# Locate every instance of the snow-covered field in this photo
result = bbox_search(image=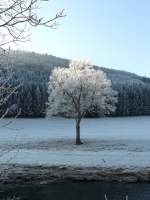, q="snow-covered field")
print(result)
[0,116,150,168]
